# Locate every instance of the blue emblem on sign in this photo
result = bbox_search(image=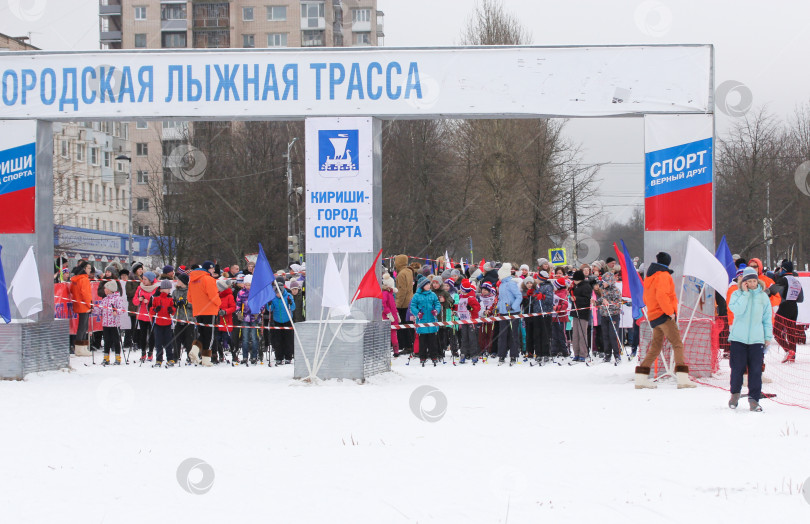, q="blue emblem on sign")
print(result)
[319,129,359,173]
